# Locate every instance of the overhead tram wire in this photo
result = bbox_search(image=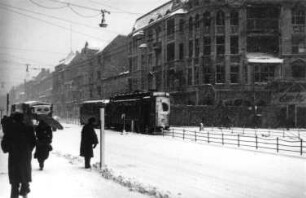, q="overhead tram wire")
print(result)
[0,46,67,55]
[85,0,143,15]
[28,0,67,9]
[0,5,109,43]
[0,2,119,34]
[47,0,102,12]
[67,6,102,18]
